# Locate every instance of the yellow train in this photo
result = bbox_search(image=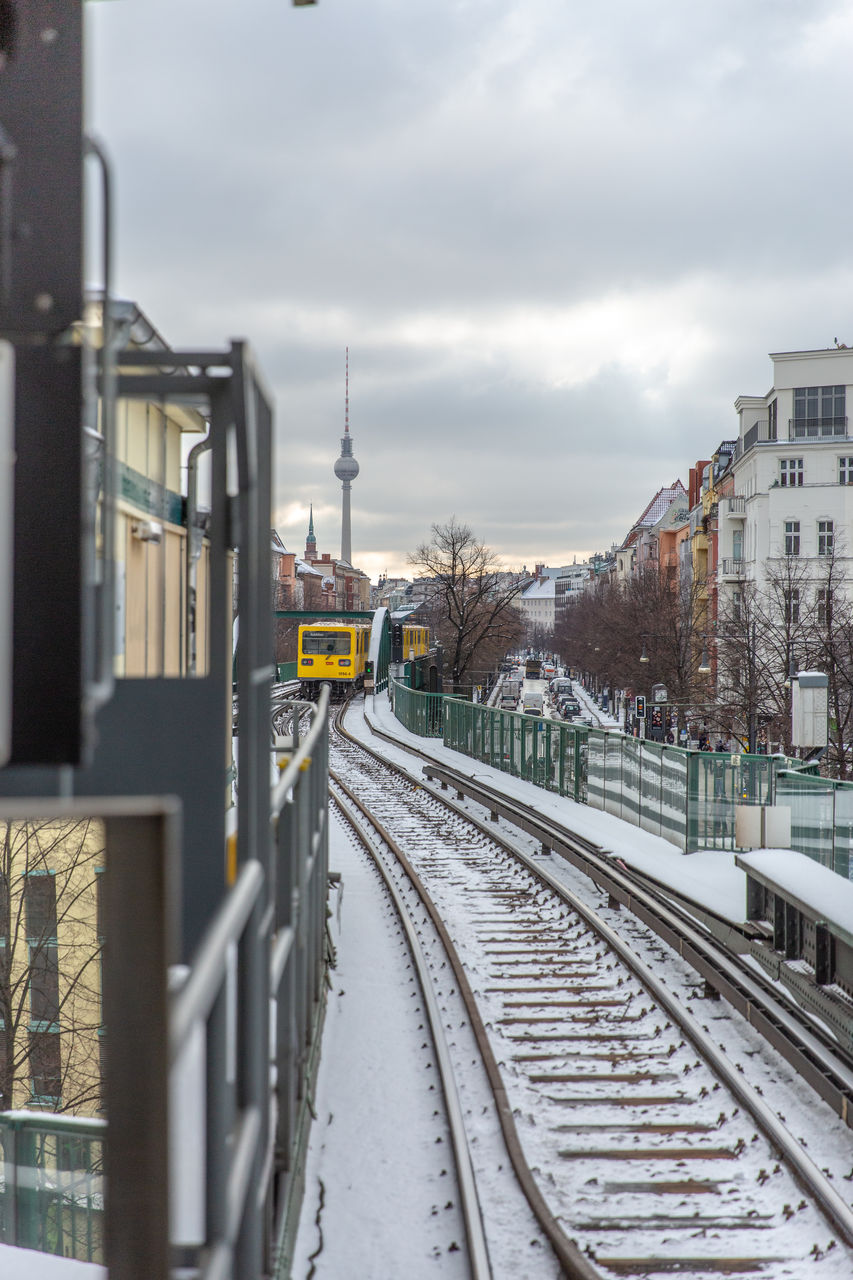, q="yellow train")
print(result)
[390,621,430,663]
[297,618,432,699]
[298,621,372,699]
